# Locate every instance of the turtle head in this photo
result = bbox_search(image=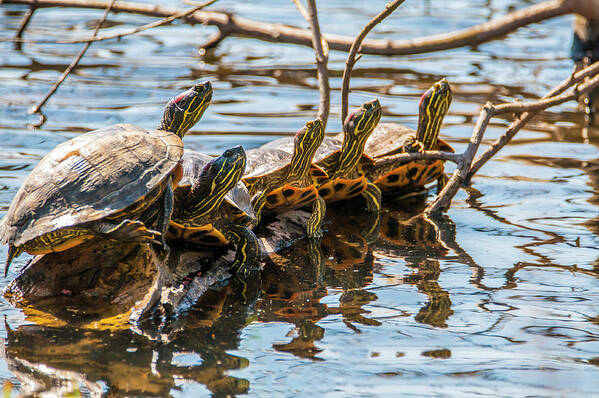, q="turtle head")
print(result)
[337,99,382,176]
[190,146,246,218]
[159,81,213,138]
[416,78,451,150]
[289,119,325,178]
